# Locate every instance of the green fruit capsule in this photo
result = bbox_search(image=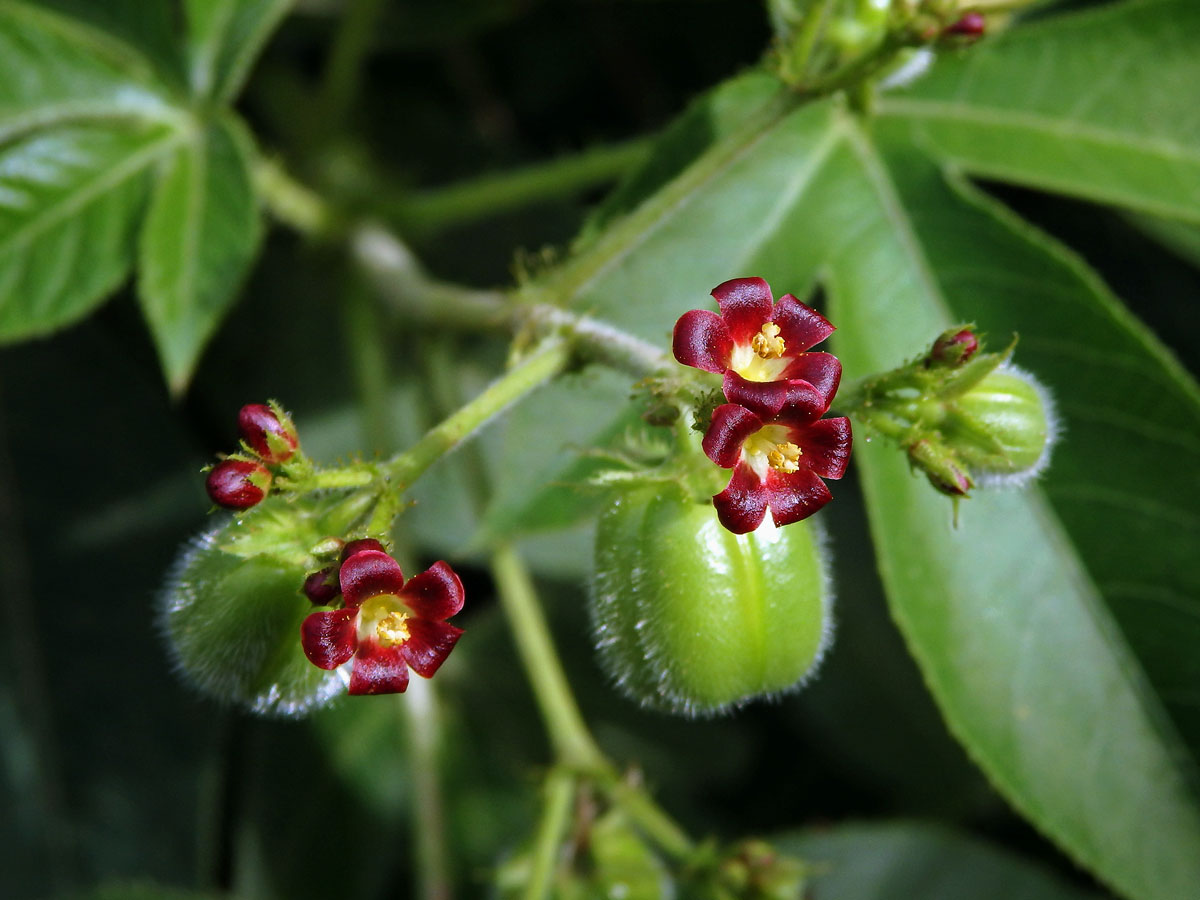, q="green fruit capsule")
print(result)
[943,366,1056,484]
[591,485,833,716]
